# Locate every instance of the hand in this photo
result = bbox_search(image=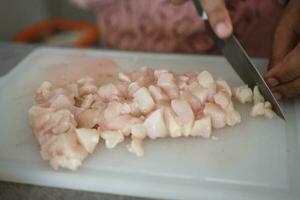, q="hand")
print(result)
[266,0,300,100]
[170,0,232,38]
